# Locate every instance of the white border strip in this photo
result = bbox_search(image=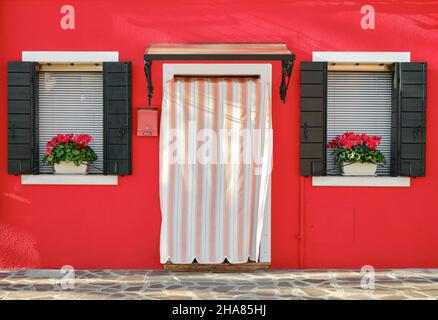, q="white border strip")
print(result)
[22,51,119,63]
[21,175,118,185]
[312,51,410,63]
[312,176,410,187]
